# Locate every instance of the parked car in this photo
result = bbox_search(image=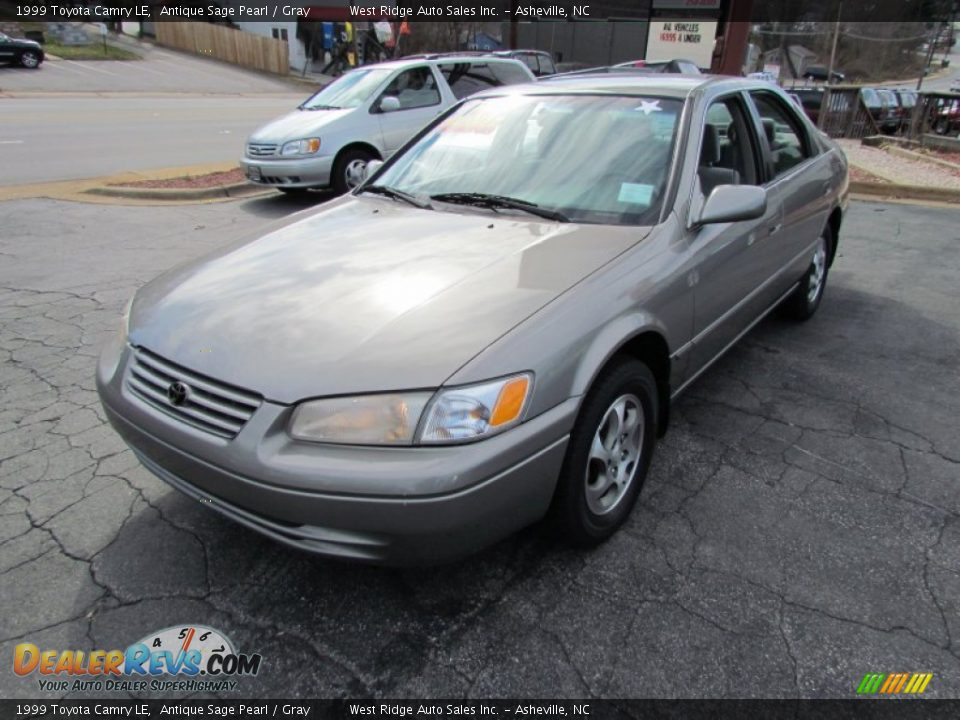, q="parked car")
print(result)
[950,78,960,93]
[793,87,826,124]
[802,65,845,83]
[613,58,702,74]
[890,88,918,131]
[0,31,44,69]
[99,75,848,565]
[792,87,852,127]
[931,97,960,135]
[861,87,899,134]
[490,49,557,76]
[240,56,535,194]
[406,50,558,77]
